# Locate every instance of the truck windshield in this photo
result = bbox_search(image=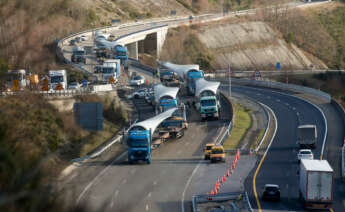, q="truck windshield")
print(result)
[102,67,114,74]
[128,138,149,147]
[51,76,63,83]
[74,51,85,55]
[117,51,127,56]
[212,149,223,154]
[201,99,216,107]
